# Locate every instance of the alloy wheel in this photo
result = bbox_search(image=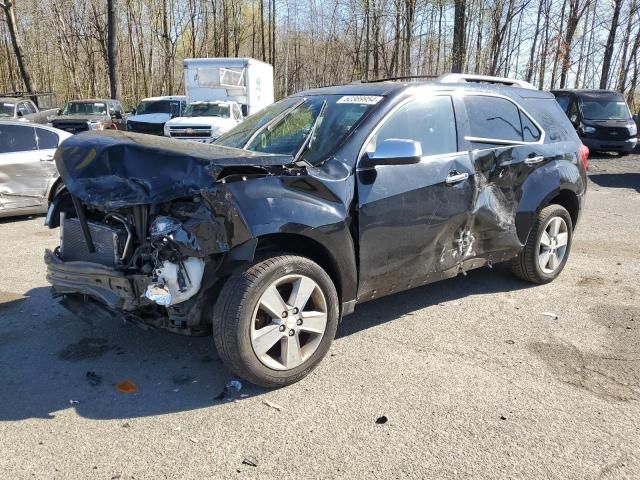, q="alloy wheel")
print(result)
[250,274,328,370]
